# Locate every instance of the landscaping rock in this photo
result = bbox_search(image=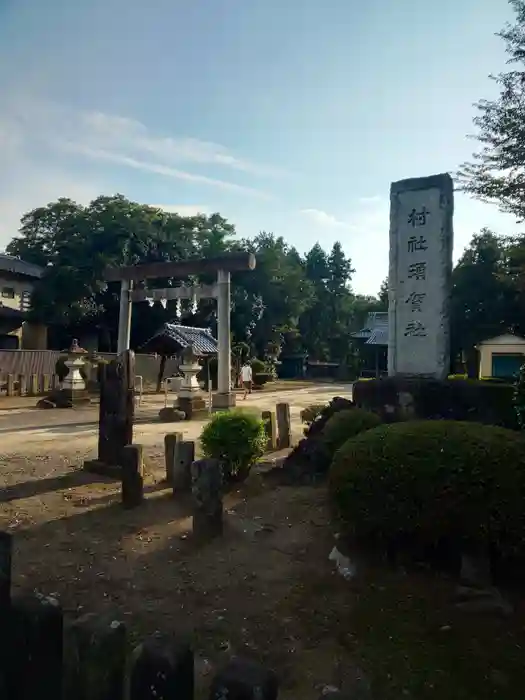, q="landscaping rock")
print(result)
[454,586,513,616]
[460,551,493,588]
[274,396,355,484]
[158,407,186,422]
[36,399,56,409]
